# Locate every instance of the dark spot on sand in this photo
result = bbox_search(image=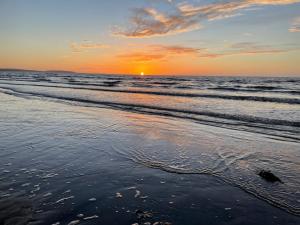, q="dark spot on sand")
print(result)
[258,170,283,183]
